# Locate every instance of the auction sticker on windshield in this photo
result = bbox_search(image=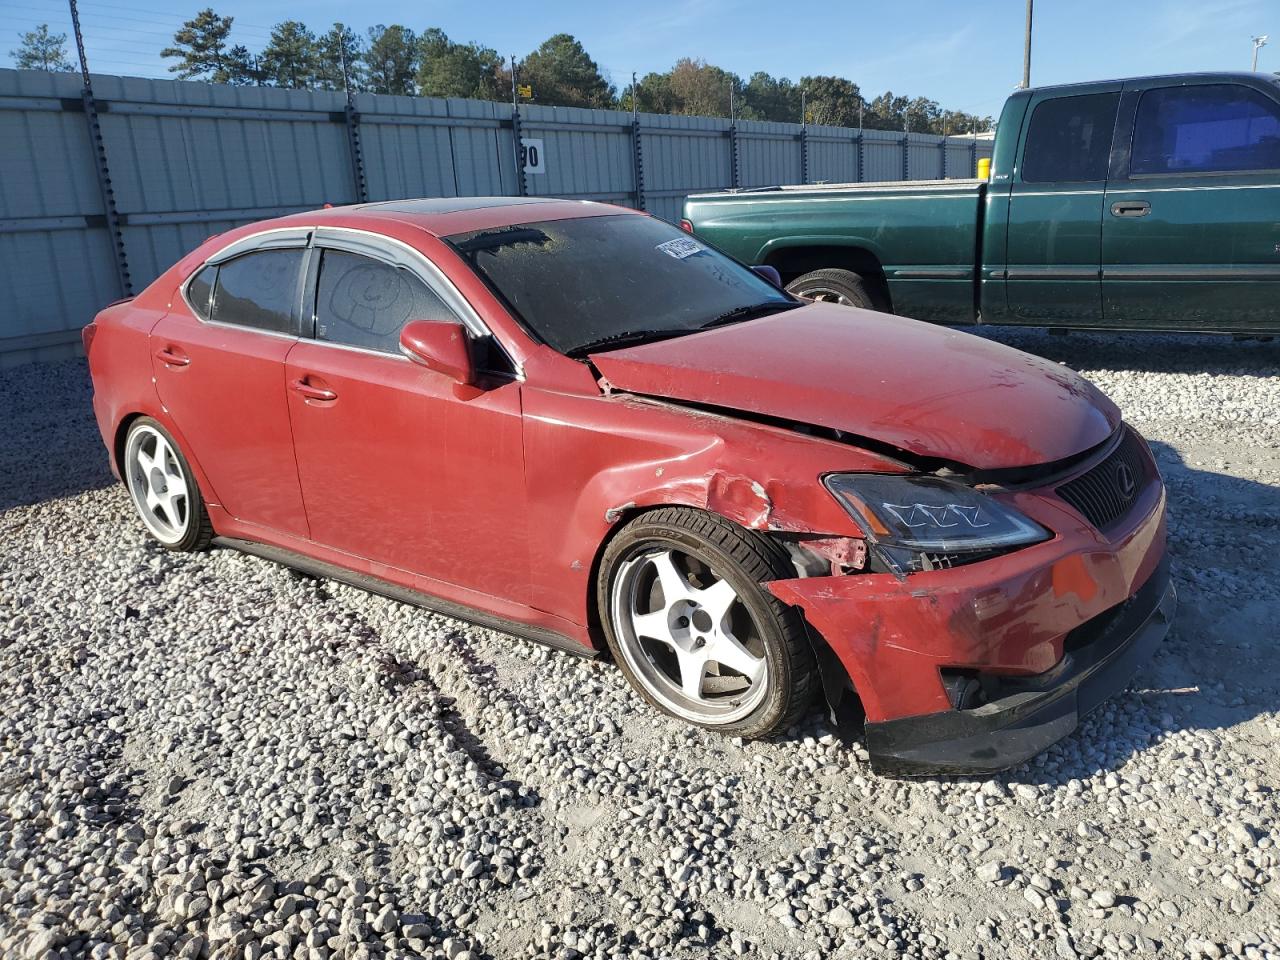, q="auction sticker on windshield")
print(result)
[656,237,705,260]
